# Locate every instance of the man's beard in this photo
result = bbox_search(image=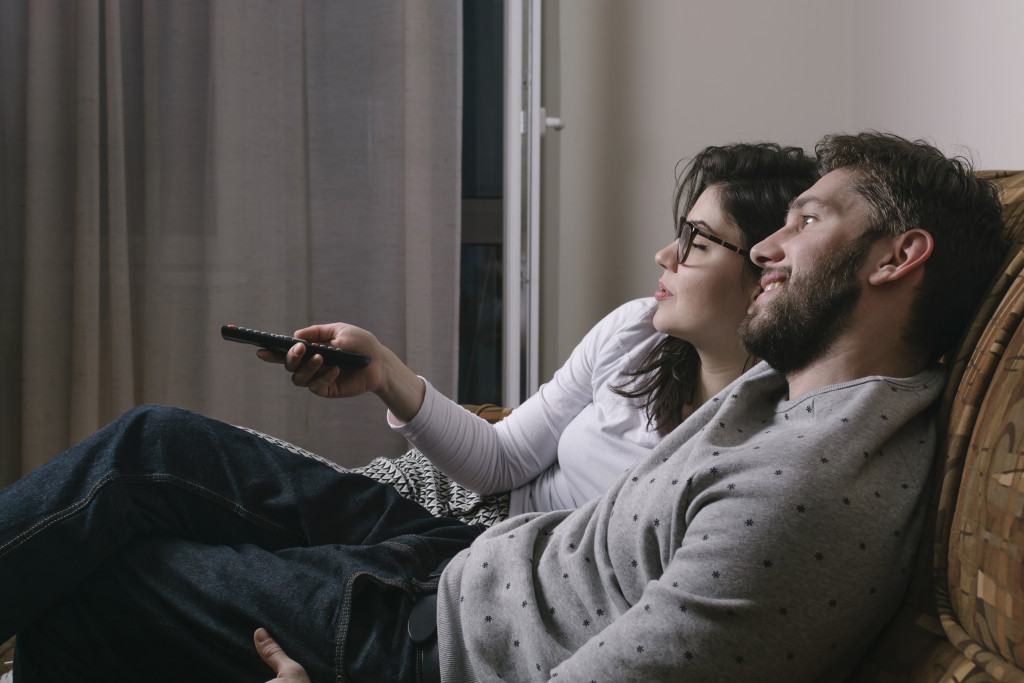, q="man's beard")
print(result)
[738,239,873,375]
